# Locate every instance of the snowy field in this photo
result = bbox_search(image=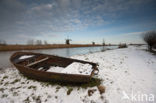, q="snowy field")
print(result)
[0,45,156,103]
